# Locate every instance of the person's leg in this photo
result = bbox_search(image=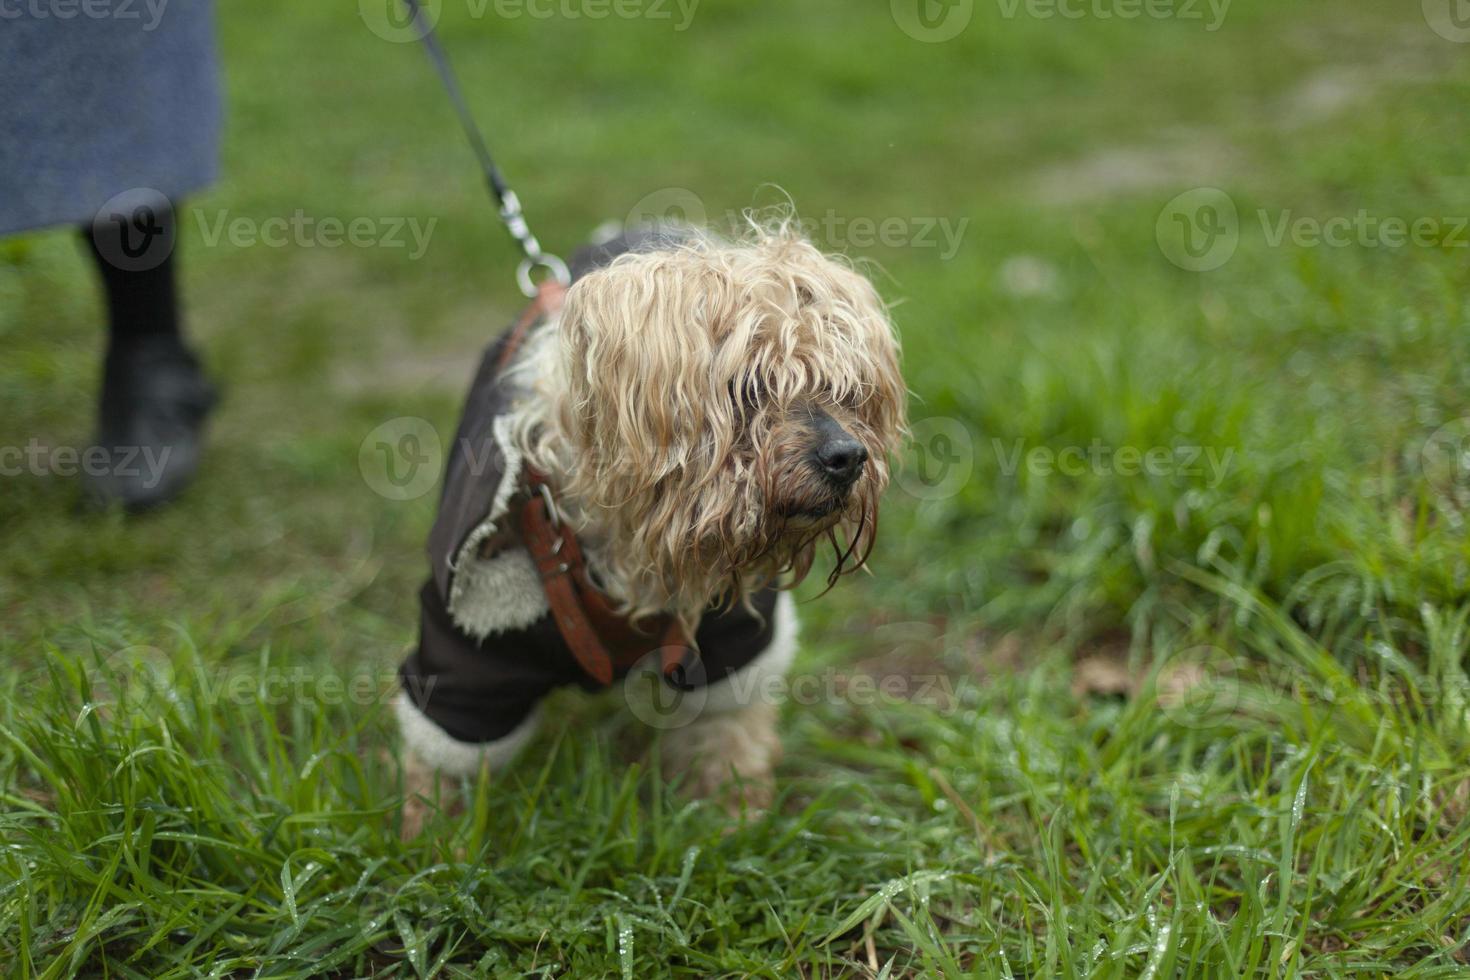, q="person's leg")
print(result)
[86,207,183,349]
[81,202,216,510]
